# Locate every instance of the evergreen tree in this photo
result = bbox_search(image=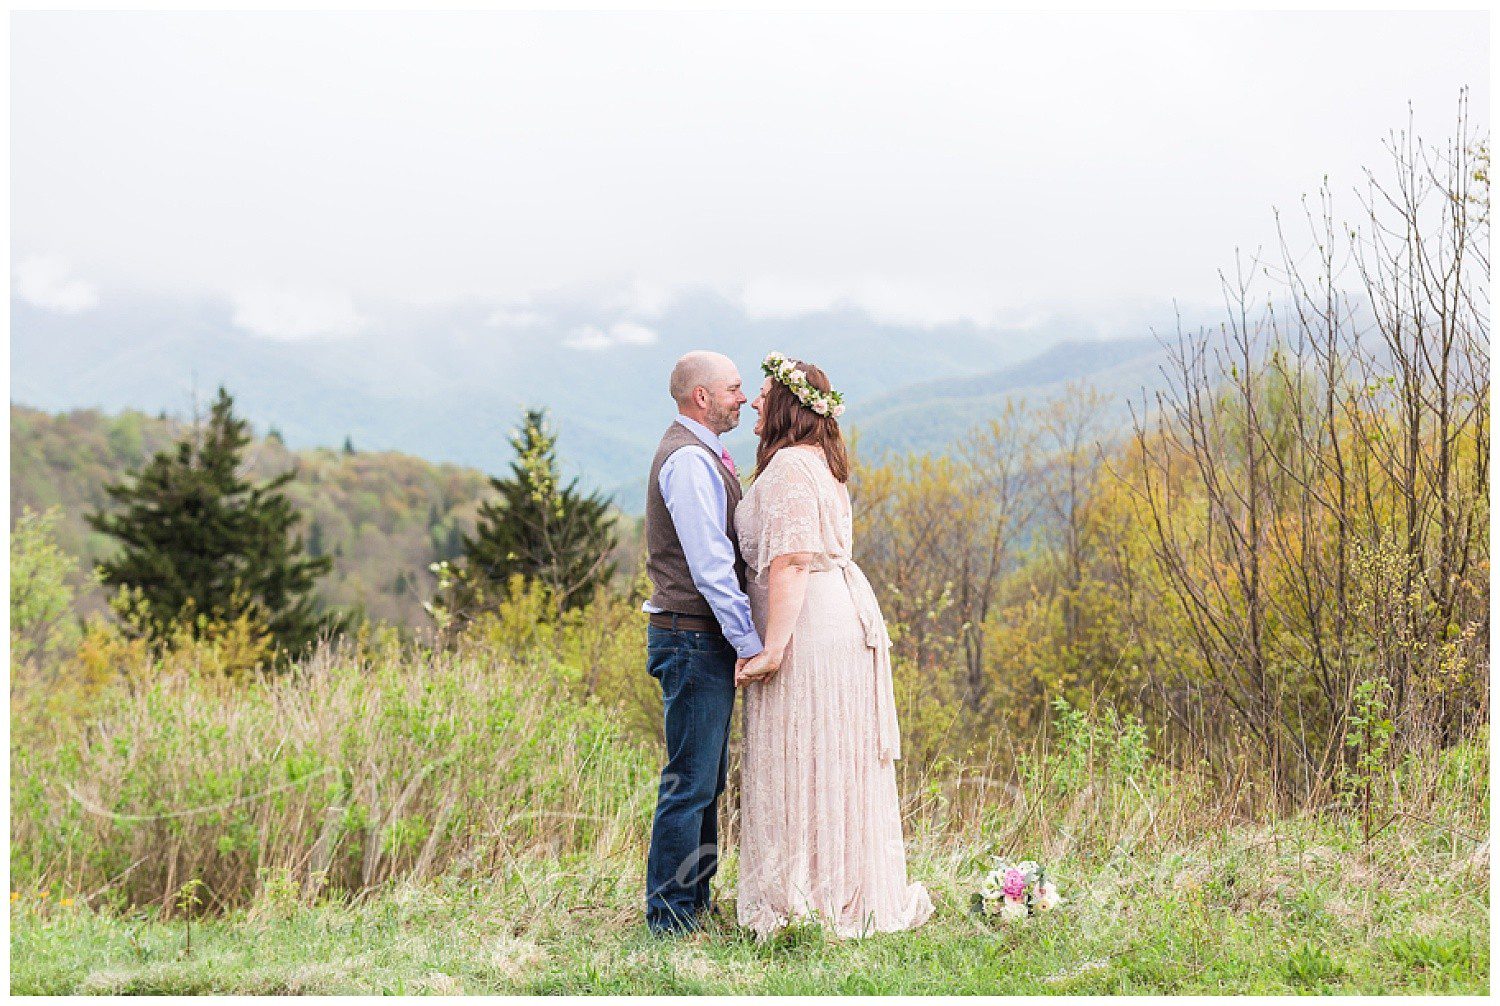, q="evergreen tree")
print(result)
[463,408,617,612]
[343,435,355,455]
[87,386,335,657]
